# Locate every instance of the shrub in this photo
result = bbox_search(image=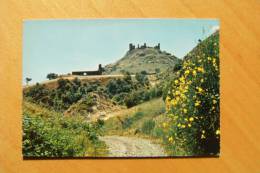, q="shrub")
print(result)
[22,113,105,157]
[106,78,133,97]
[164,31,220,156]
[24,78,96,112]
[135,71,149,86]
[46,73,58,80]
